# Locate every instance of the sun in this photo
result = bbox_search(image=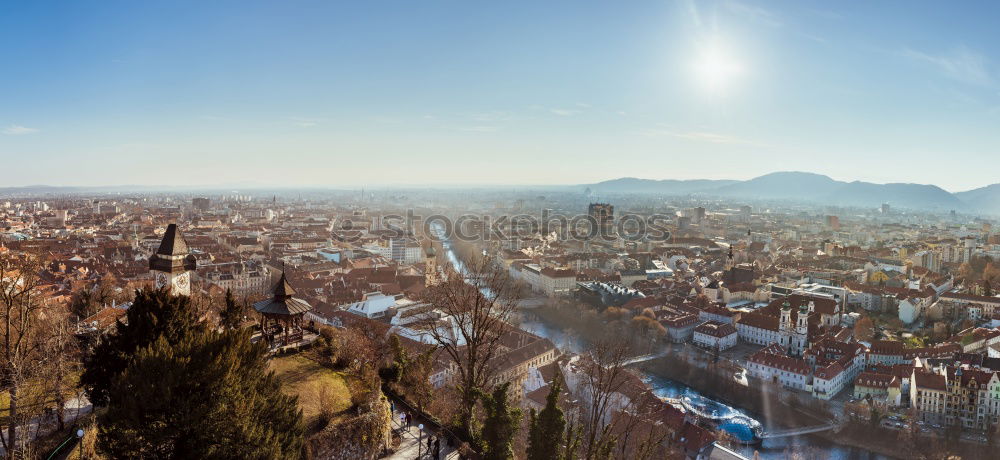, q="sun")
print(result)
[693,41,743,93]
